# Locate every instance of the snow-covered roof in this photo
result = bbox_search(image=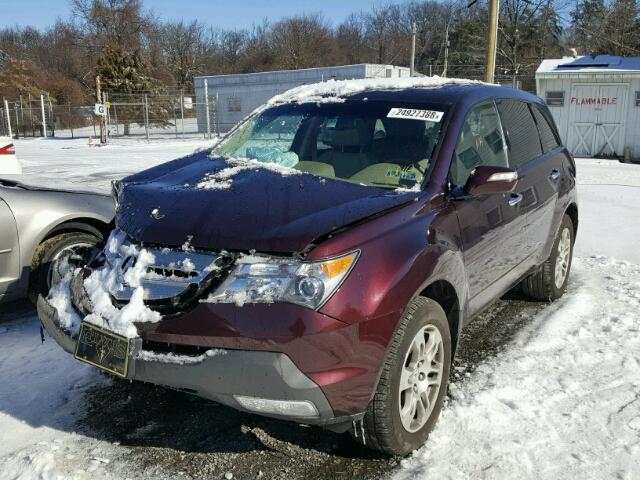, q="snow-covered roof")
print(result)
[537,55,640,76]
[267,76,486,105]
